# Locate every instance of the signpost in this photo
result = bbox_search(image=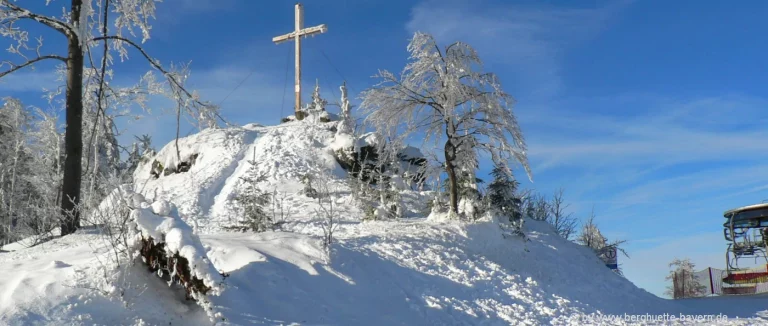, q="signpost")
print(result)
[604,247,618,270]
